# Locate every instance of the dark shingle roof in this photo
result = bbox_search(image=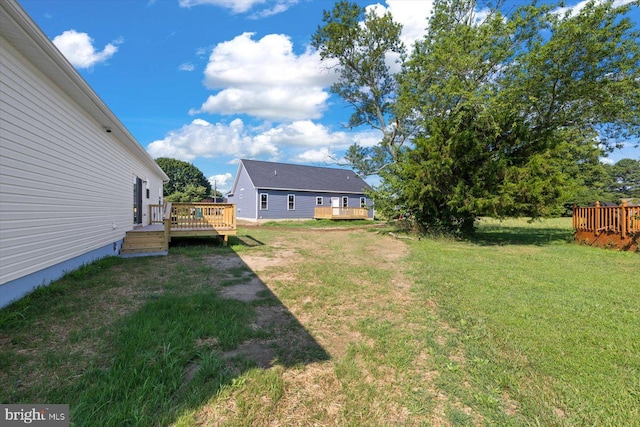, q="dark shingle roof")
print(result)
[241,159,371,194]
